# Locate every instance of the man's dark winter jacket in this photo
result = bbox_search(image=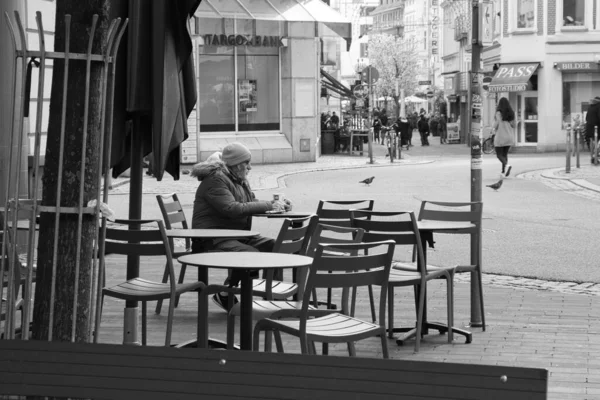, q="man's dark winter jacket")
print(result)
[191,161,271,230]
